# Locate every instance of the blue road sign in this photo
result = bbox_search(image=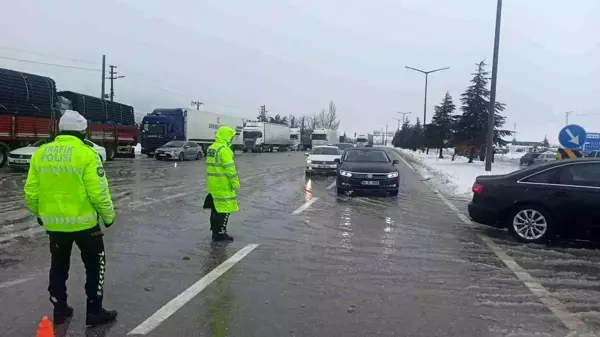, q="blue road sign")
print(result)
[583,132,600,151]
[559,124,587,149]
